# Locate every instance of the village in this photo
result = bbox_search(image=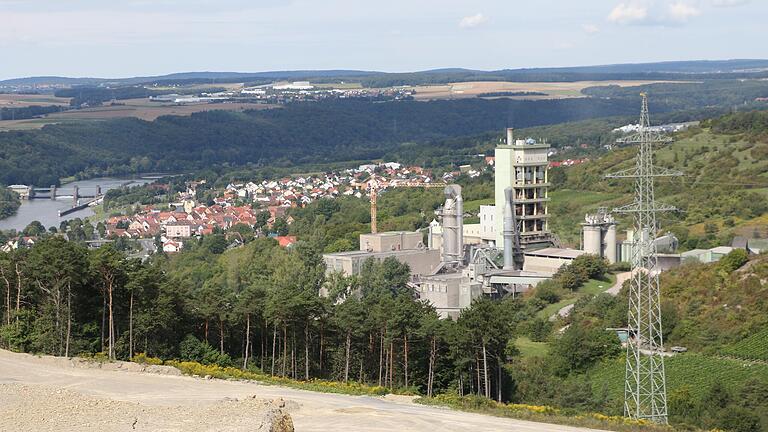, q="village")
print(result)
[102,162,453,253]
[2,152,589,256]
